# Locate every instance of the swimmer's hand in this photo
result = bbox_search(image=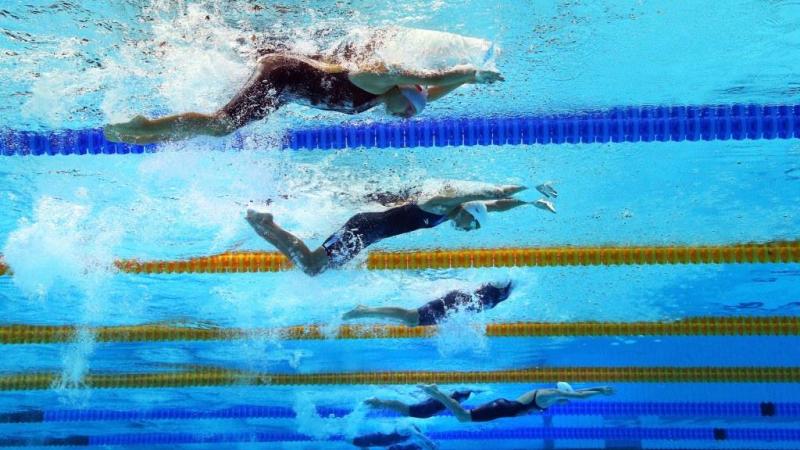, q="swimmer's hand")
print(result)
[531,198,556,214]
[598,386,615,395]
[474,69,504,84]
